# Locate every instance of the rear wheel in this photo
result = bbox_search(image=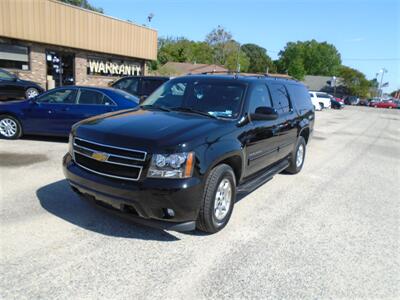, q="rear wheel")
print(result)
[0,115,22,139]
[196,164,236,233]
[286,136,306,174]
[25,87,39,99]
